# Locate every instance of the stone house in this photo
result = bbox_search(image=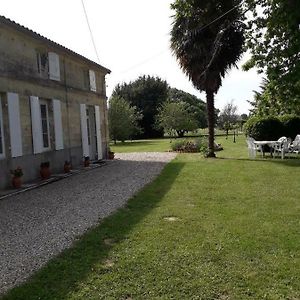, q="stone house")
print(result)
[0,16,111,189]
